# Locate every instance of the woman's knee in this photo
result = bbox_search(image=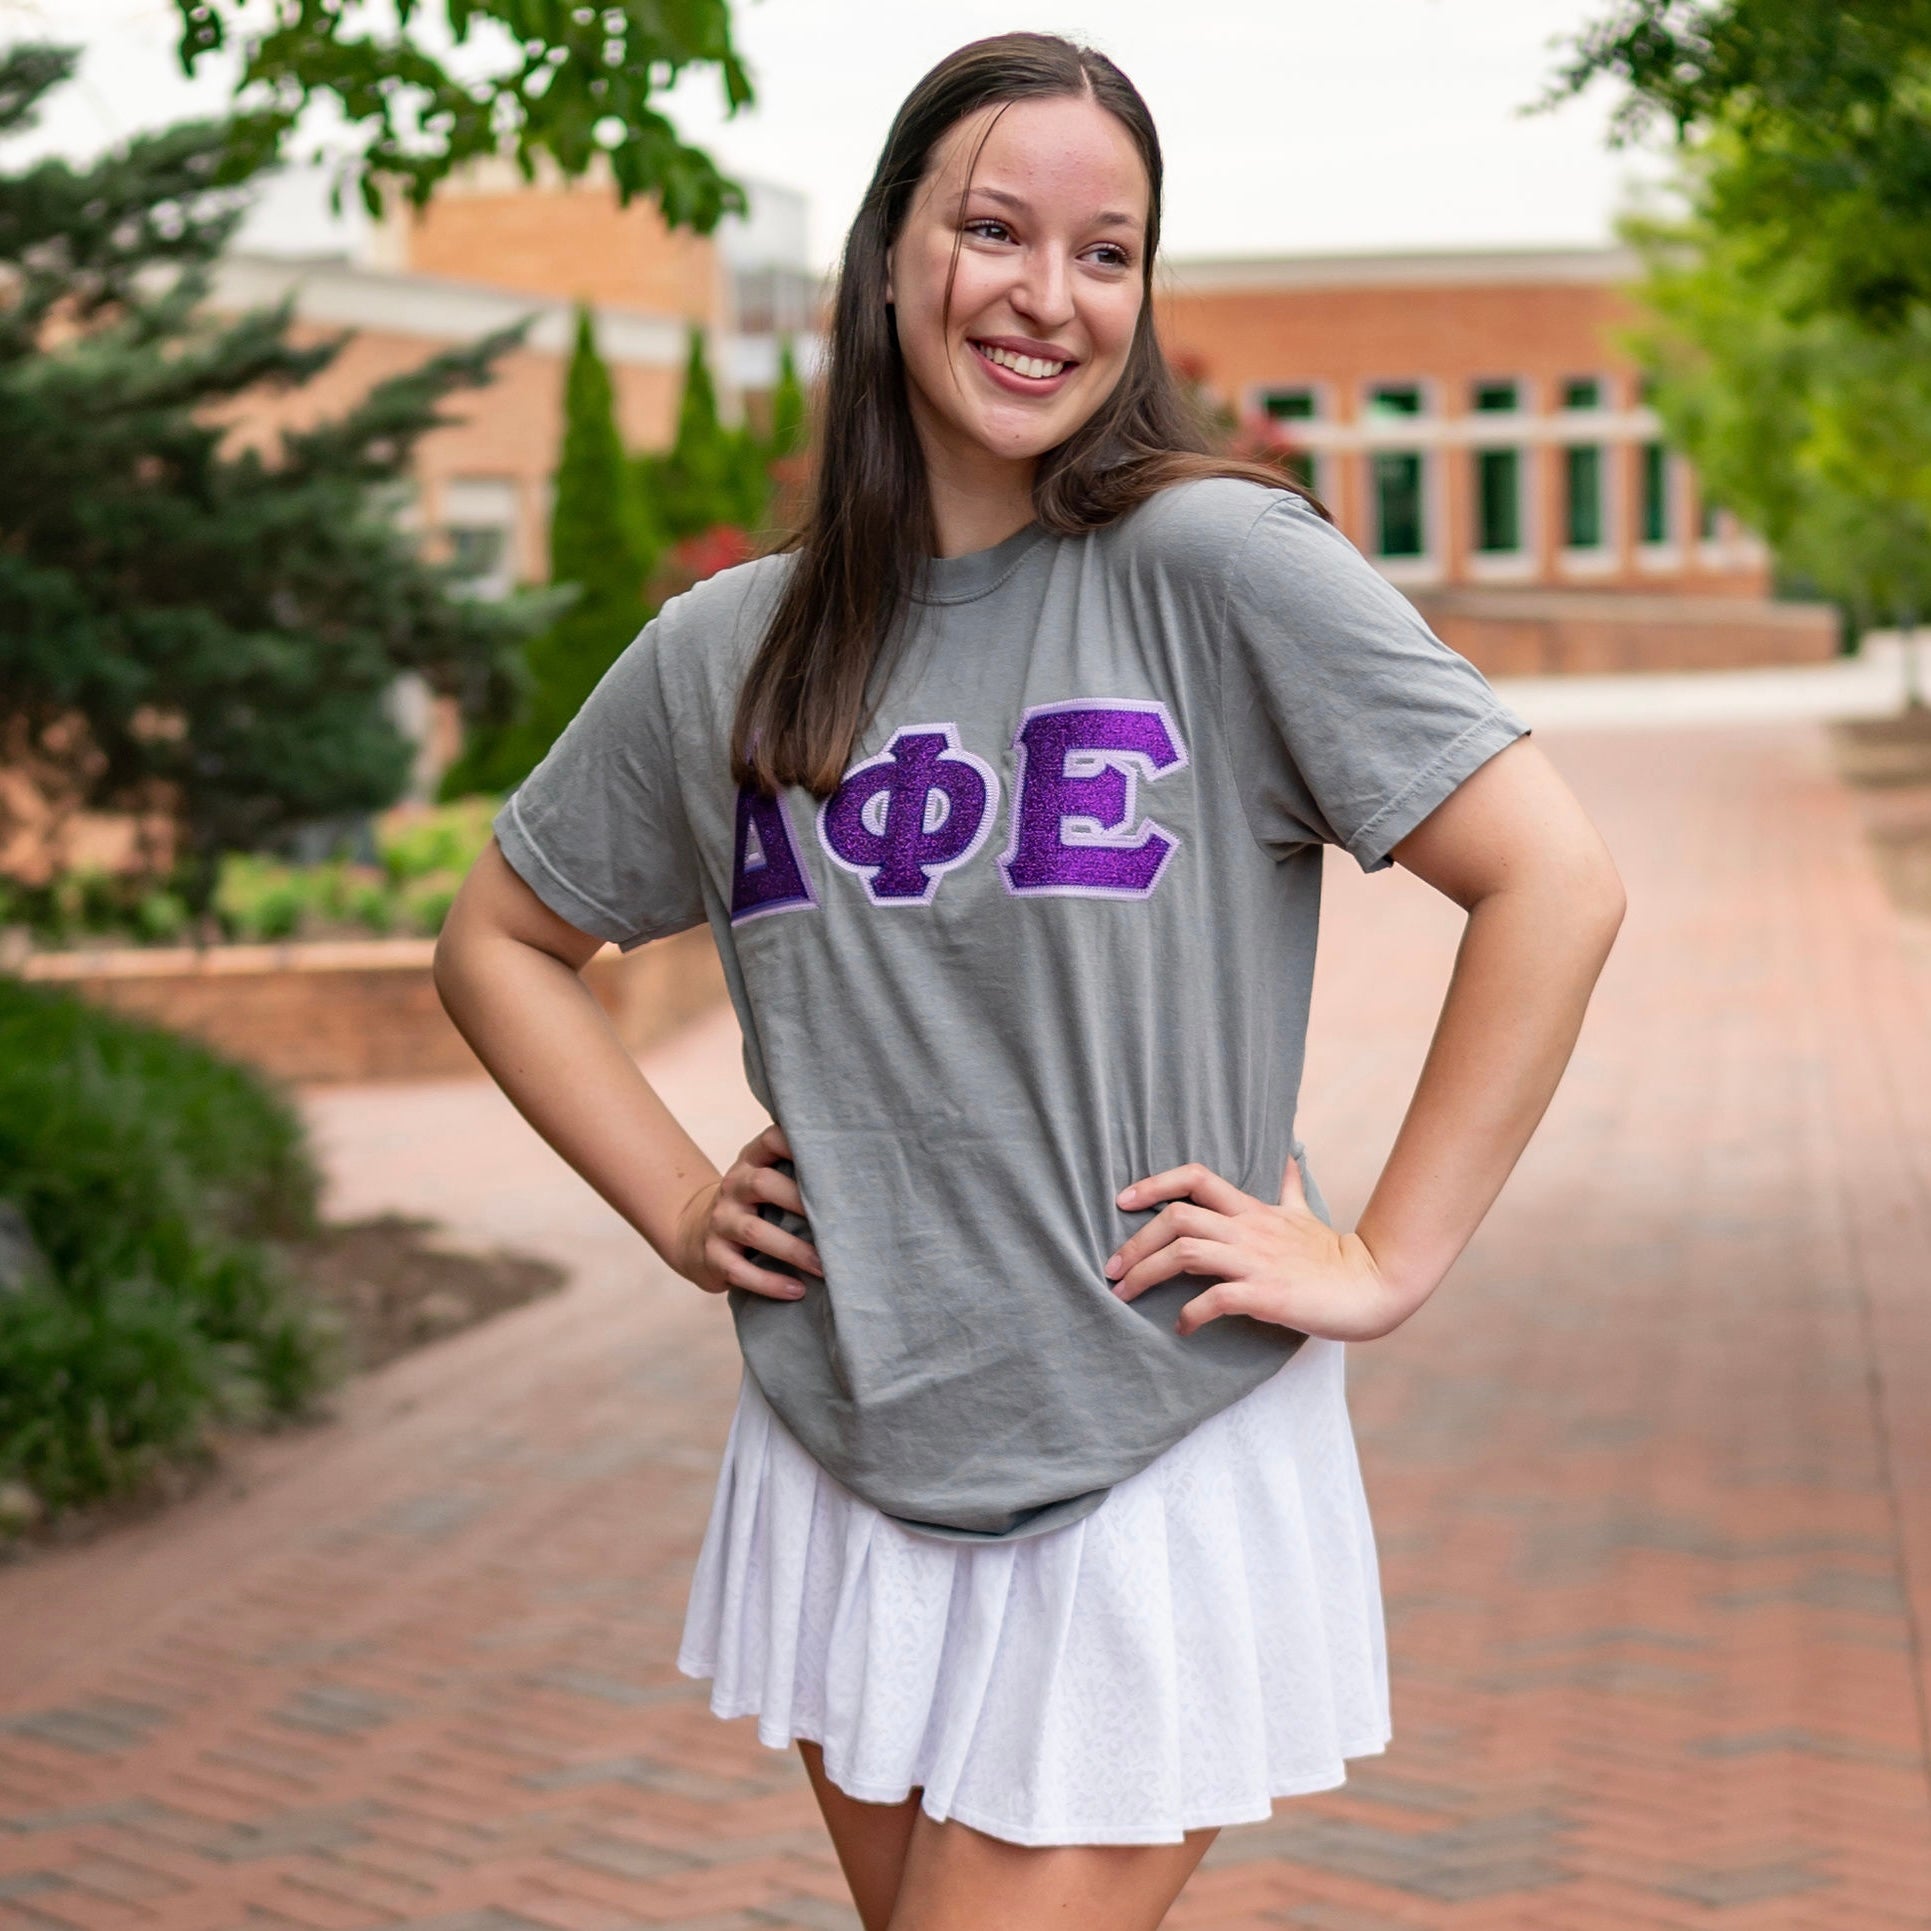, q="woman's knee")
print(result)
[885,1811,1218,1931]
